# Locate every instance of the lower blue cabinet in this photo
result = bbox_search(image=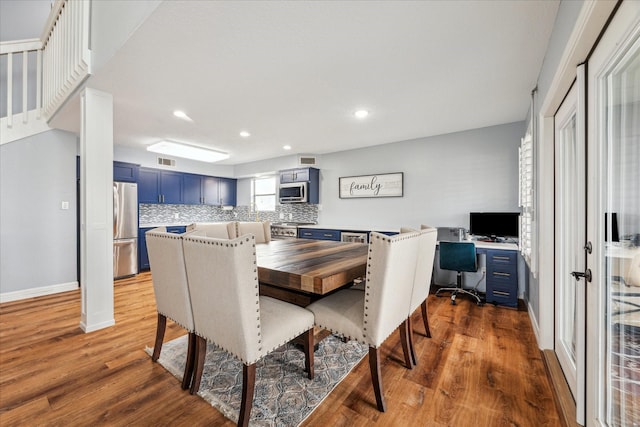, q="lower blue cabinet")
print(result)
[139,226,186,271]
[485,249,518,308]
[298,228,341,241]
